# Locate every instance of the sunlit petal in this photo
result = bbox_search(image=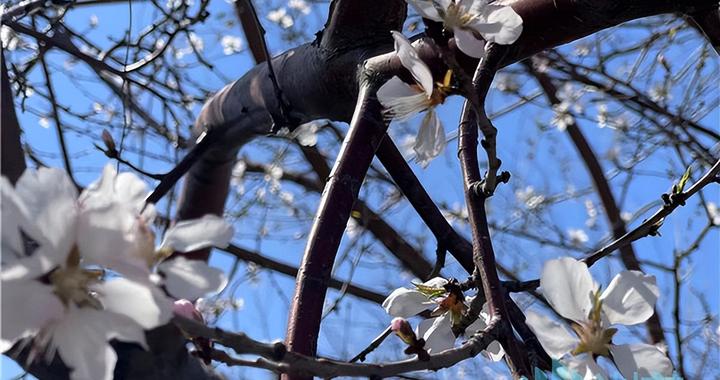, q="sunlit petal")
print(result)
[382,287,434,318]
[160,215,234,252]
[391,31,434,97]
[540,257,596,323]
[610,344,674,379]
[600,270,659,326]
[157,257,227,300]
